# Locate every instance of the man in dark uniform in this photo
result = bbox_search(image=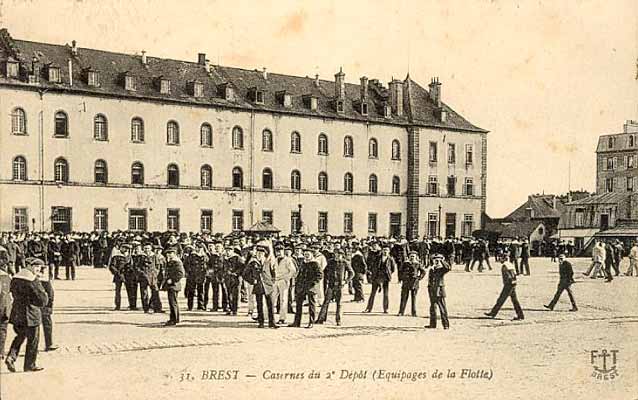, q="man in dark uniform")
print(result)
[161,247,184,326]
[5,257,48,372]
[39,270,58,352]
[398,251,426,317]
[520,239,531,276]
[350,242,367,302]
[604,240,615,282]
[484,249,525,320]
[224,246,244,316]
[289,247,323,328]
[363,245,396,314]
[123,244,139,310]
[316,249,354,326]
[426,254,451,329]
[544,253,577,311]
[183,244,207,311]
[61,236,76,280]
[208,242,228,312]
[108,243,130,311]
